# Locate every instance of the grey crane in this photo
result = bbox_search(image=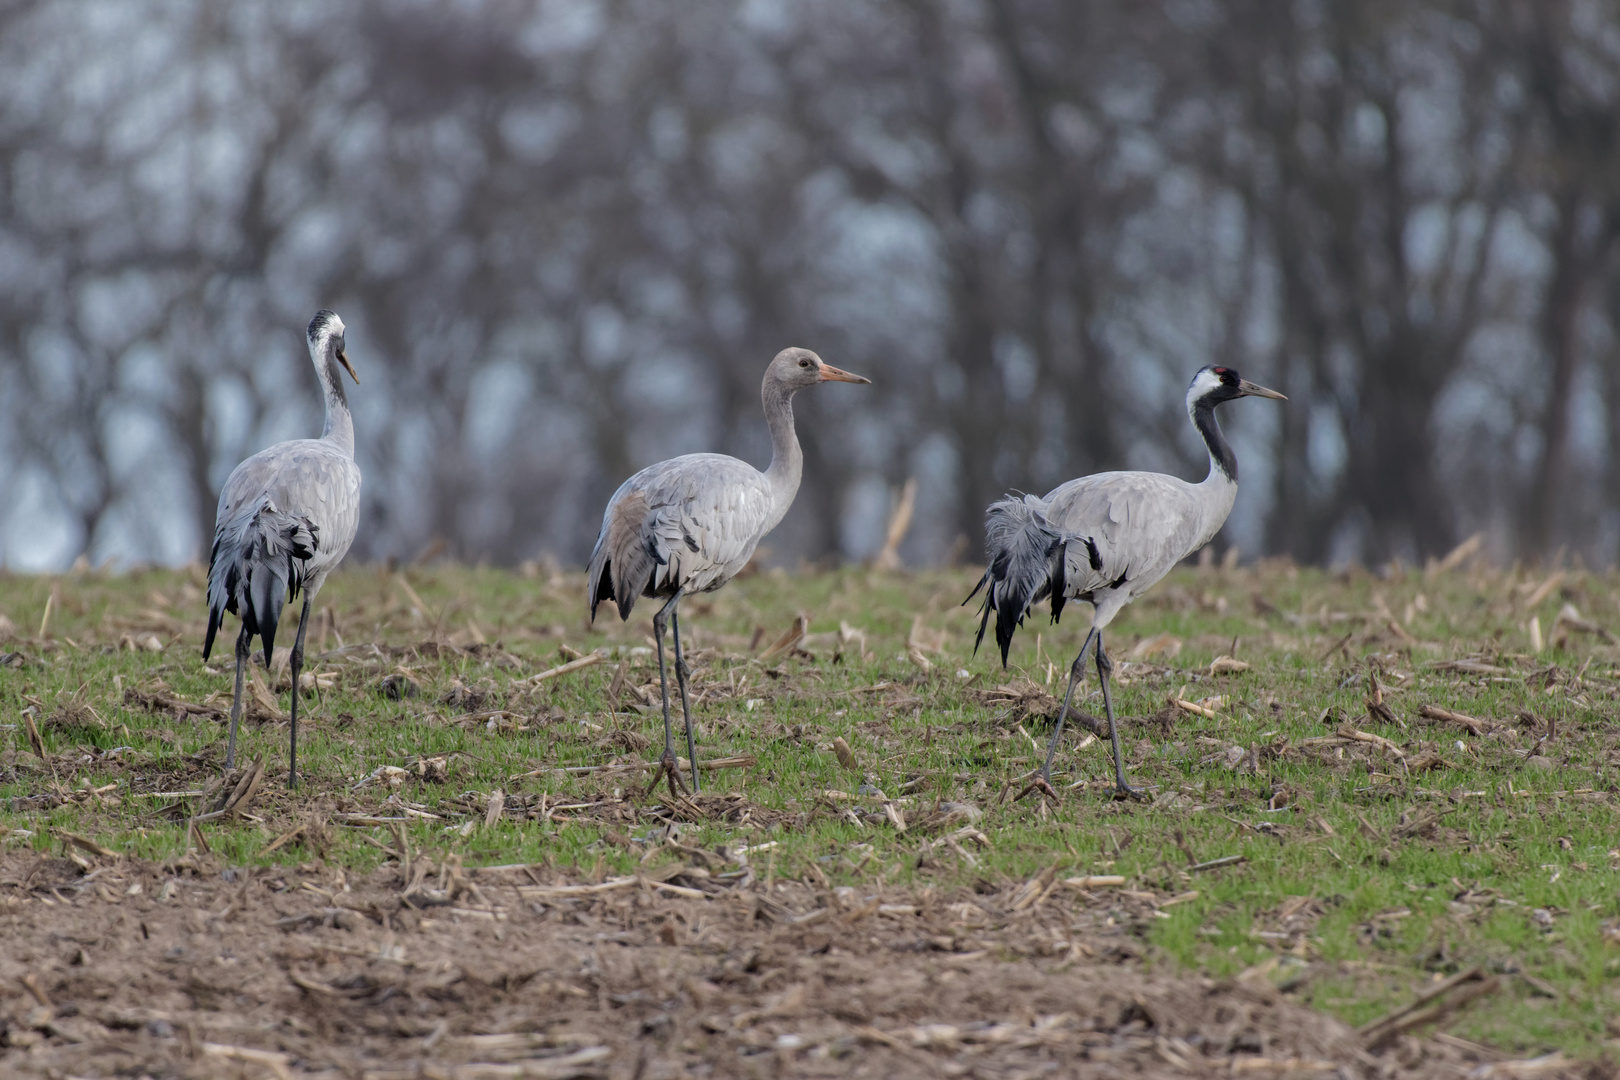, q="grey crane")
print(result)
[966,365,1284,800]
[588,348,870,794]
[203,310,362,787]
